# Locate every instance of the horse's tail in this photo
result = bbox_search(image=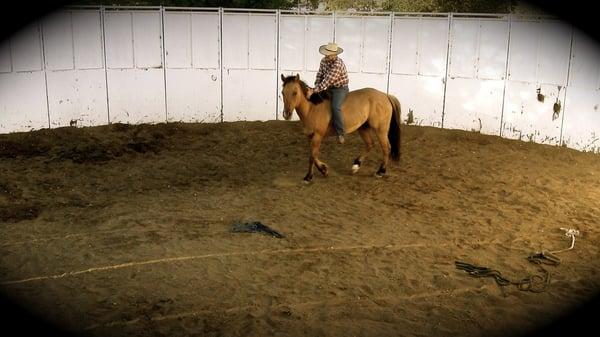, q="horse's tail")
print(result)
[387,94,401,161]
